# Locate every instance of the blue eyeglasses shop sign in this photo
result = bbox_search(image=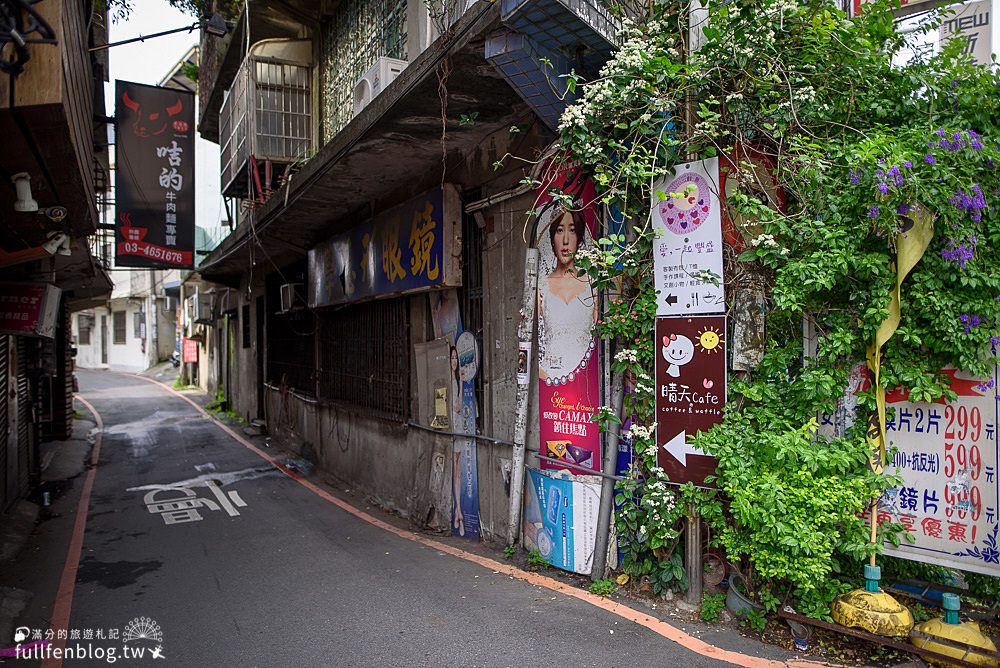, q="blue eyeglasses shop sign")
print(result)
[308,185,462,307]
